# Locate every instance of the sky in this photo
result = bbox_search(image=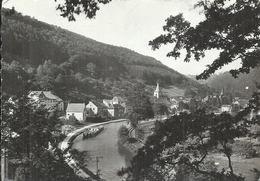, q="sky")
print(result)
[3,0,241,75]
